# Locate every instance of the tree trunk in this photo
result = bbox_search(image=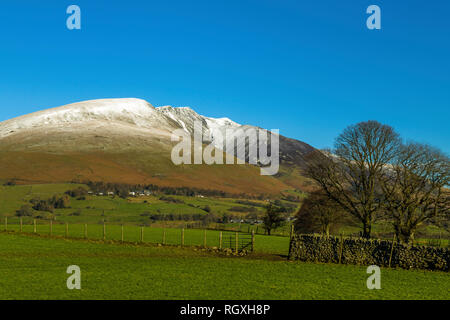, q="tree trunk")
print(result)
[396,226,415,245]
[362,222,371,239]
[322,224,330,237]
